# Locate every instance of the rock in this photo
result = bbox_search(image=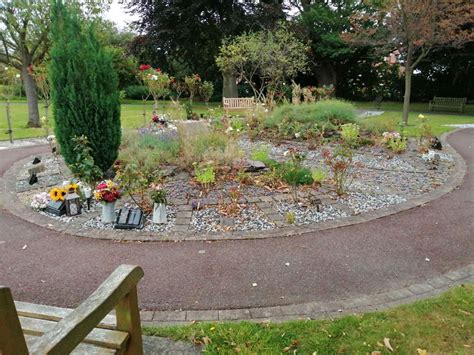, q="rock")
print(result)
[32,157,41,164]
[220,217,235,227]
[244,159,266,173]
